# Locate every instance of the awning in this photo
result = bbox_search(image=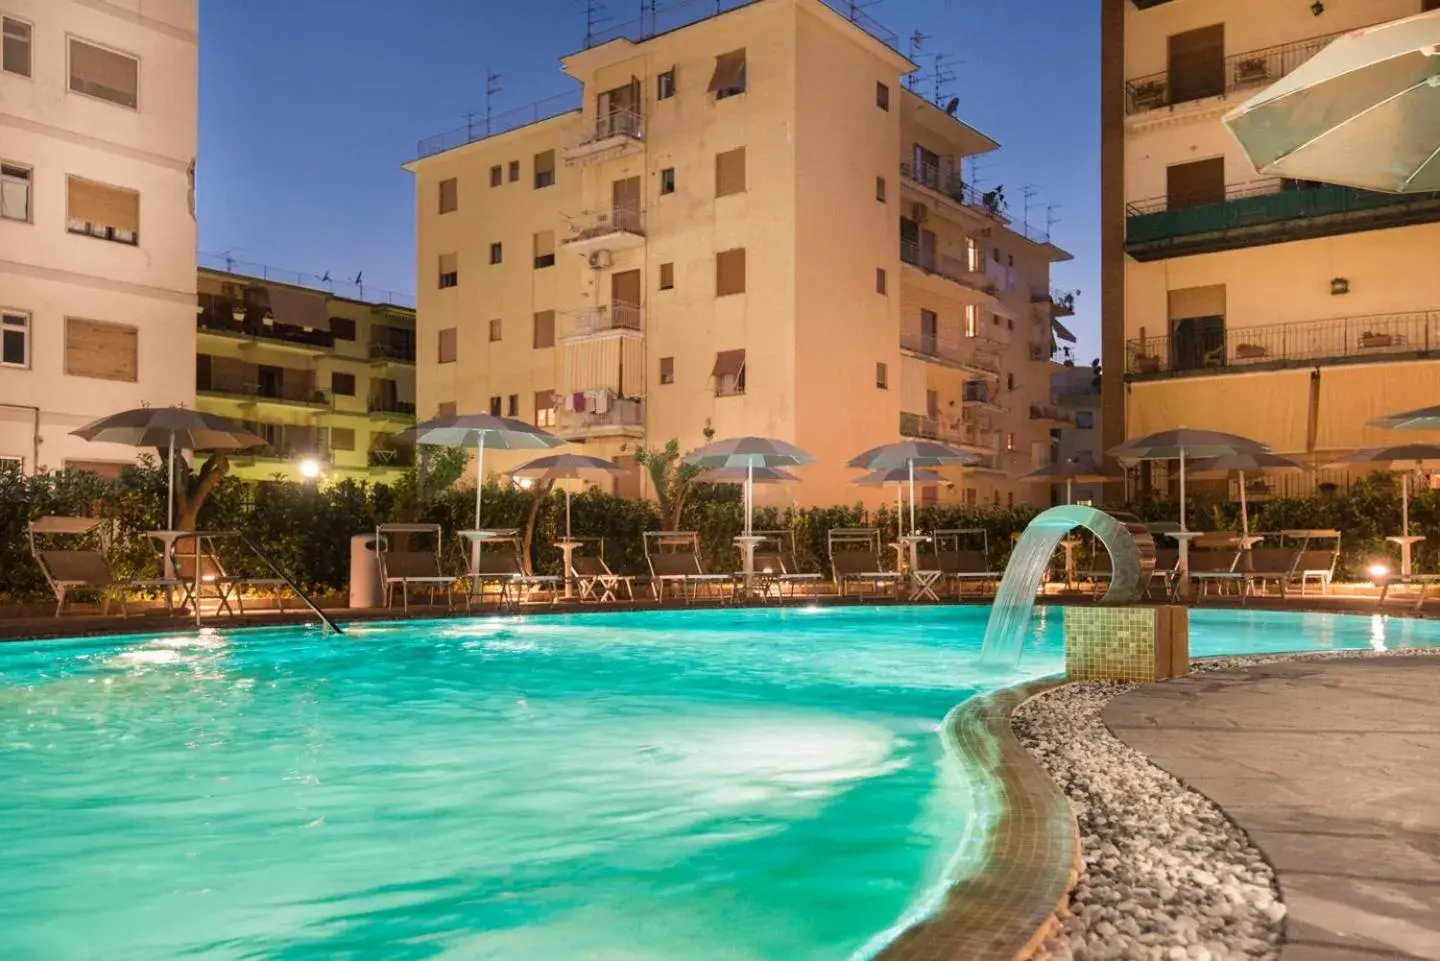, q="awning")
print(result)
[1316,361,1440,450]
[1052,318,1077,343]
[266,285,329,330]
[1127,369,1312,453]
[712,348,746,378]
[708,50,746,93]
